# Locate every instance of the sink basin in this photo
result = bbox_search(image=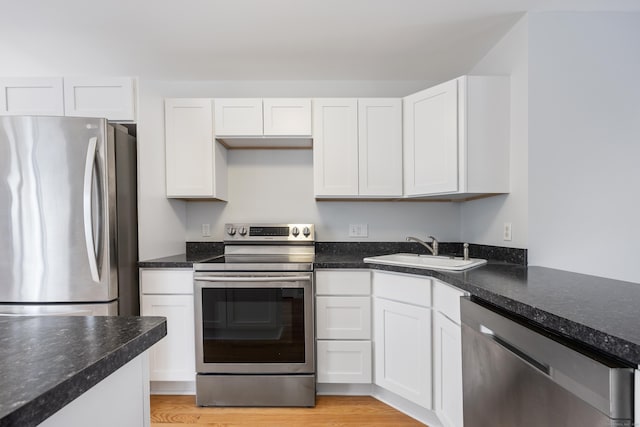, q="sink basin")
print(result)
[363,253,487,271]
